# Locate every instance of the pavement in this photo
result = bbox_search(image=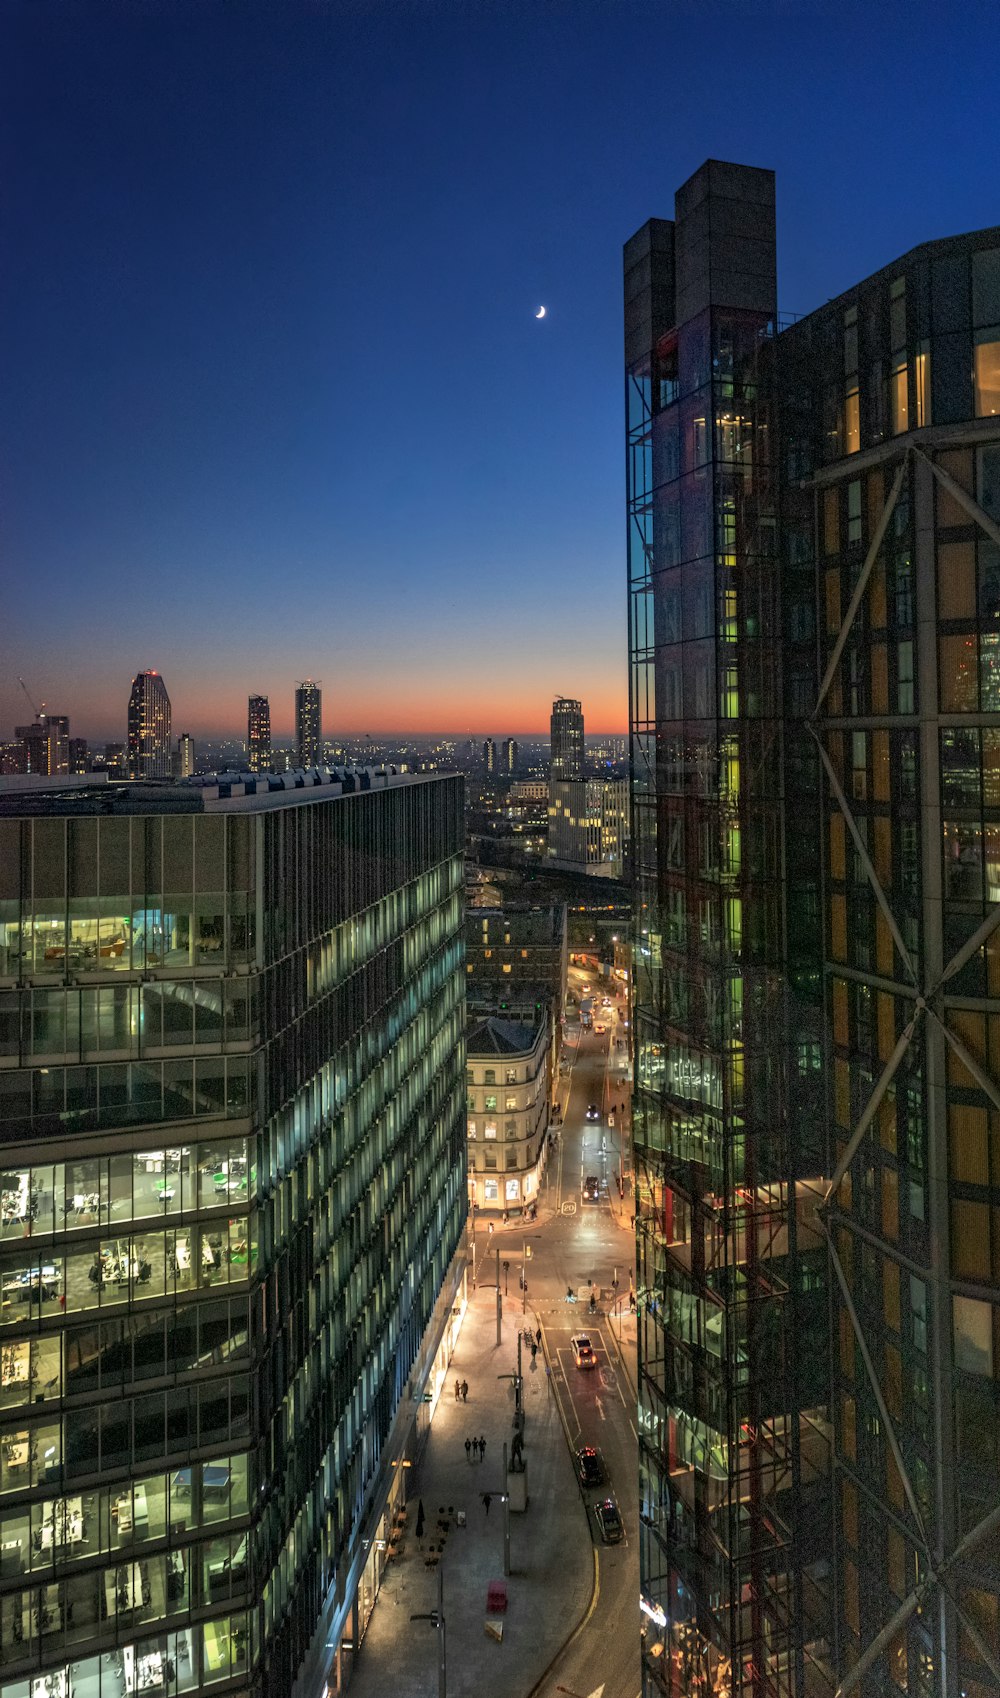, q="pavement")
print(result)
[344,1273,595,1698]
